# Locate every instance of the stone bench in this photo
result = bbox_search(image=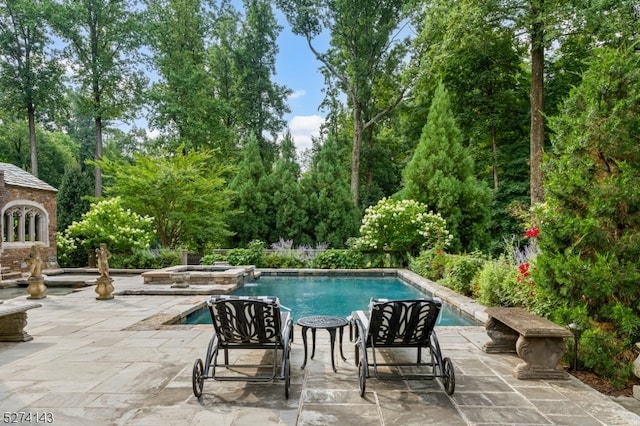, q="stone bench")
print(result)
[482,307,573,380]
[0,302,42,342]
